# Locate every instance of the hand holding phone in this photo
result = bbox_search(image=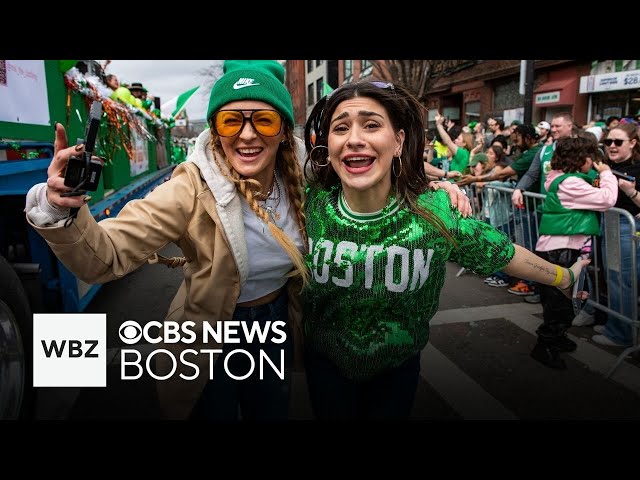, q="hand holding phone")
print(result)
[61,101,102,197]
